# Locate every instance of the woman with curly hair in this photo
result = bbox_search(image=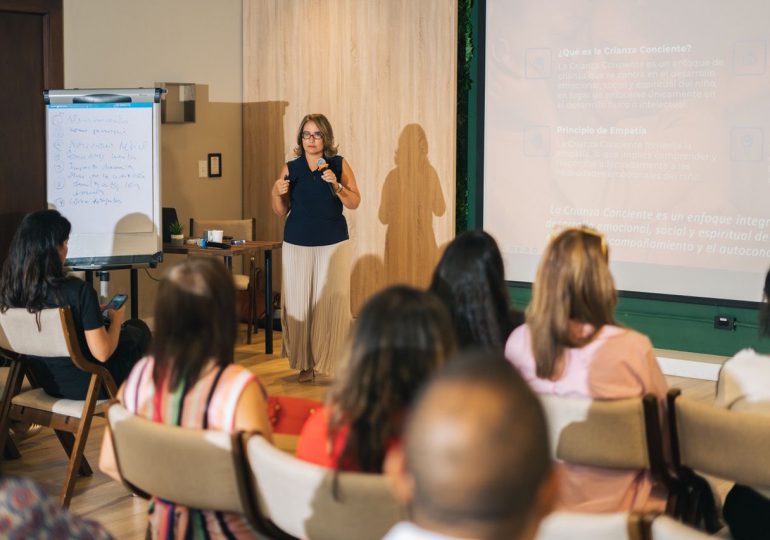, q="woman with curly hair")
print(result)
[296,285,455,472]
